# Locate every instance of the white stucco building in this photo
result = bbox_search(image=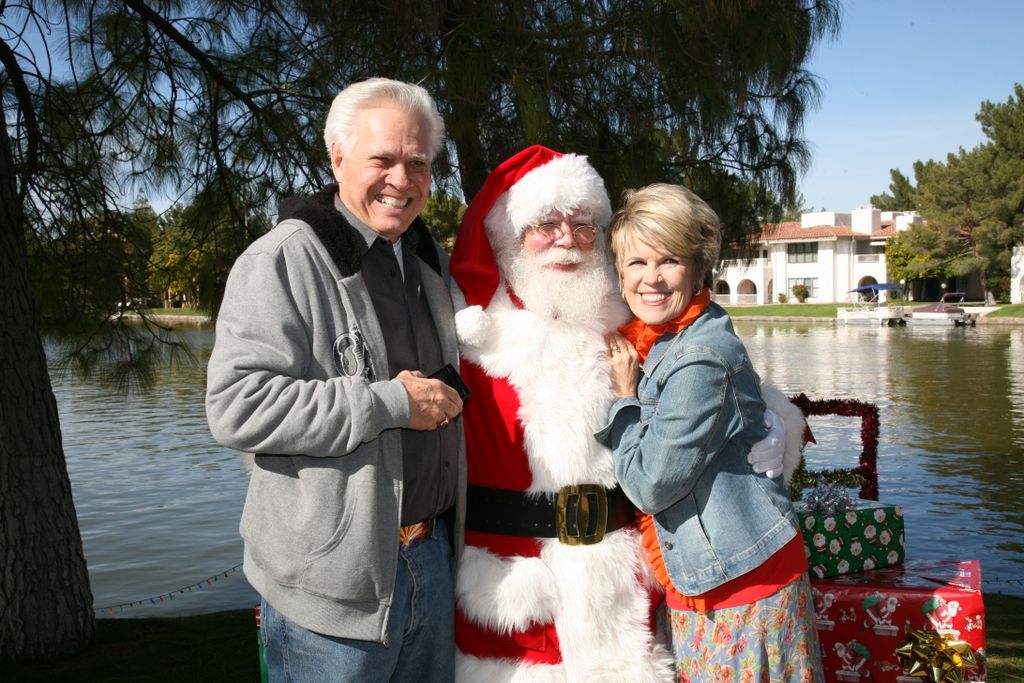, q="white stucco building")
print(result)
[1012,246,1024,305]
[713,207,924,304]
